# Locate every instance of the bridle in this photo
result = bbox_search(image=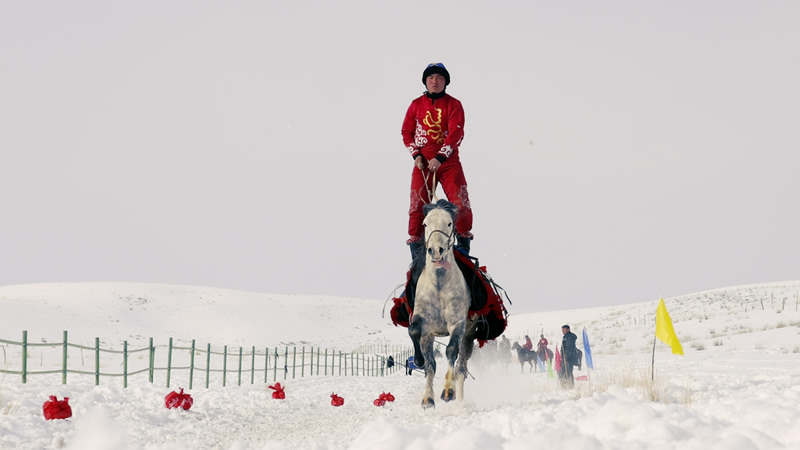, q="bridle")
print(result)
[418,168,455,262]
[424,222,456,263]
